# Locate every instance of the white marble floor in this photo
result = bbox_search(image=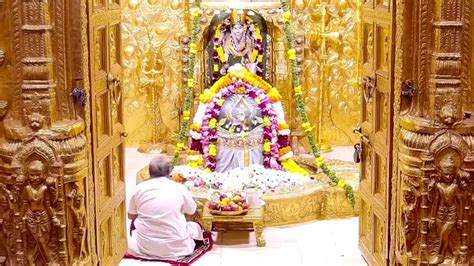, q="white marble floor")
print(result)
[121,147,366,266]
